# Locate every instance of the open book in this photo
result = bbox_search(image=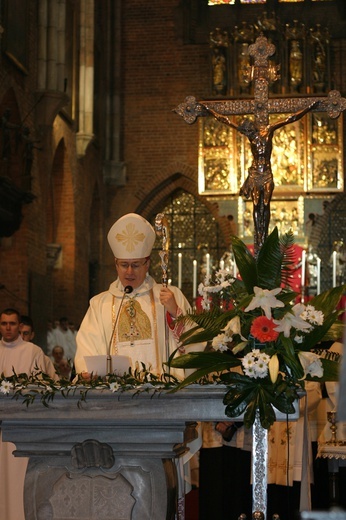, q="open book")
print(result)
[84,355,132,377]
